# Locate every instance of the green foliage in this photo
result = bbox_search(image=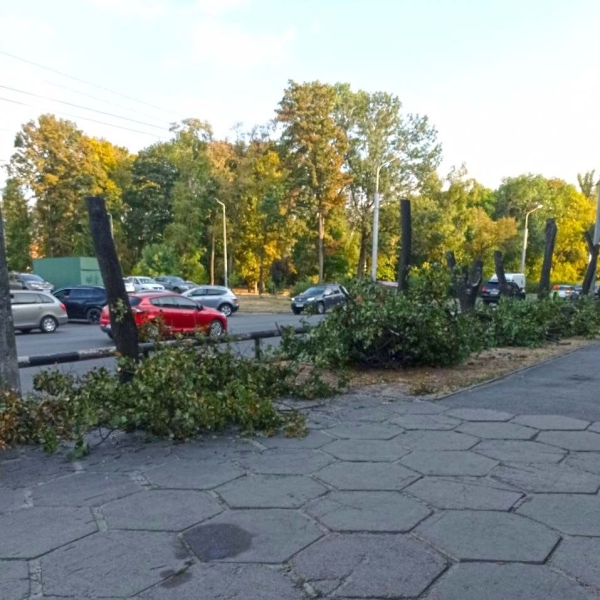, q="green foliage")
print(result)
[290,279,315,297]
[283,267,482,370]
[0,342,340,453]
[488,297,600,348]
[134,243,178,277]
[1,178,32,271]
